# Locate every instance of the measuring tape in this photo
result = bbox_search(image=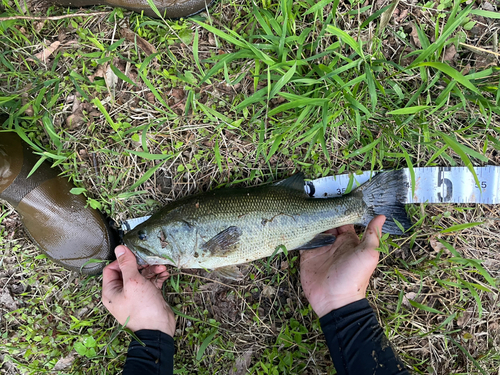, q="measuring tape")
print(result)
[122,166,499,231]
